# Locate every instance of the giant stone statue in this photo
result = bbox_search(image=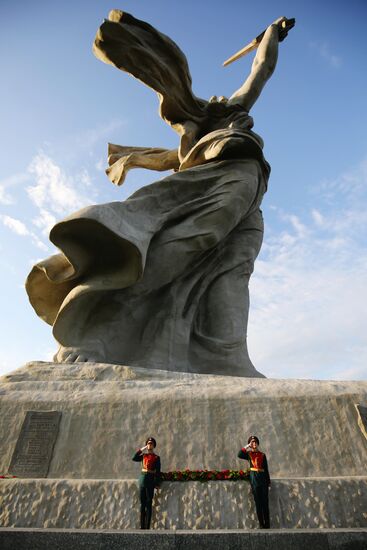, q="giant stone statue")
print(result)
[26,11,294,377]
